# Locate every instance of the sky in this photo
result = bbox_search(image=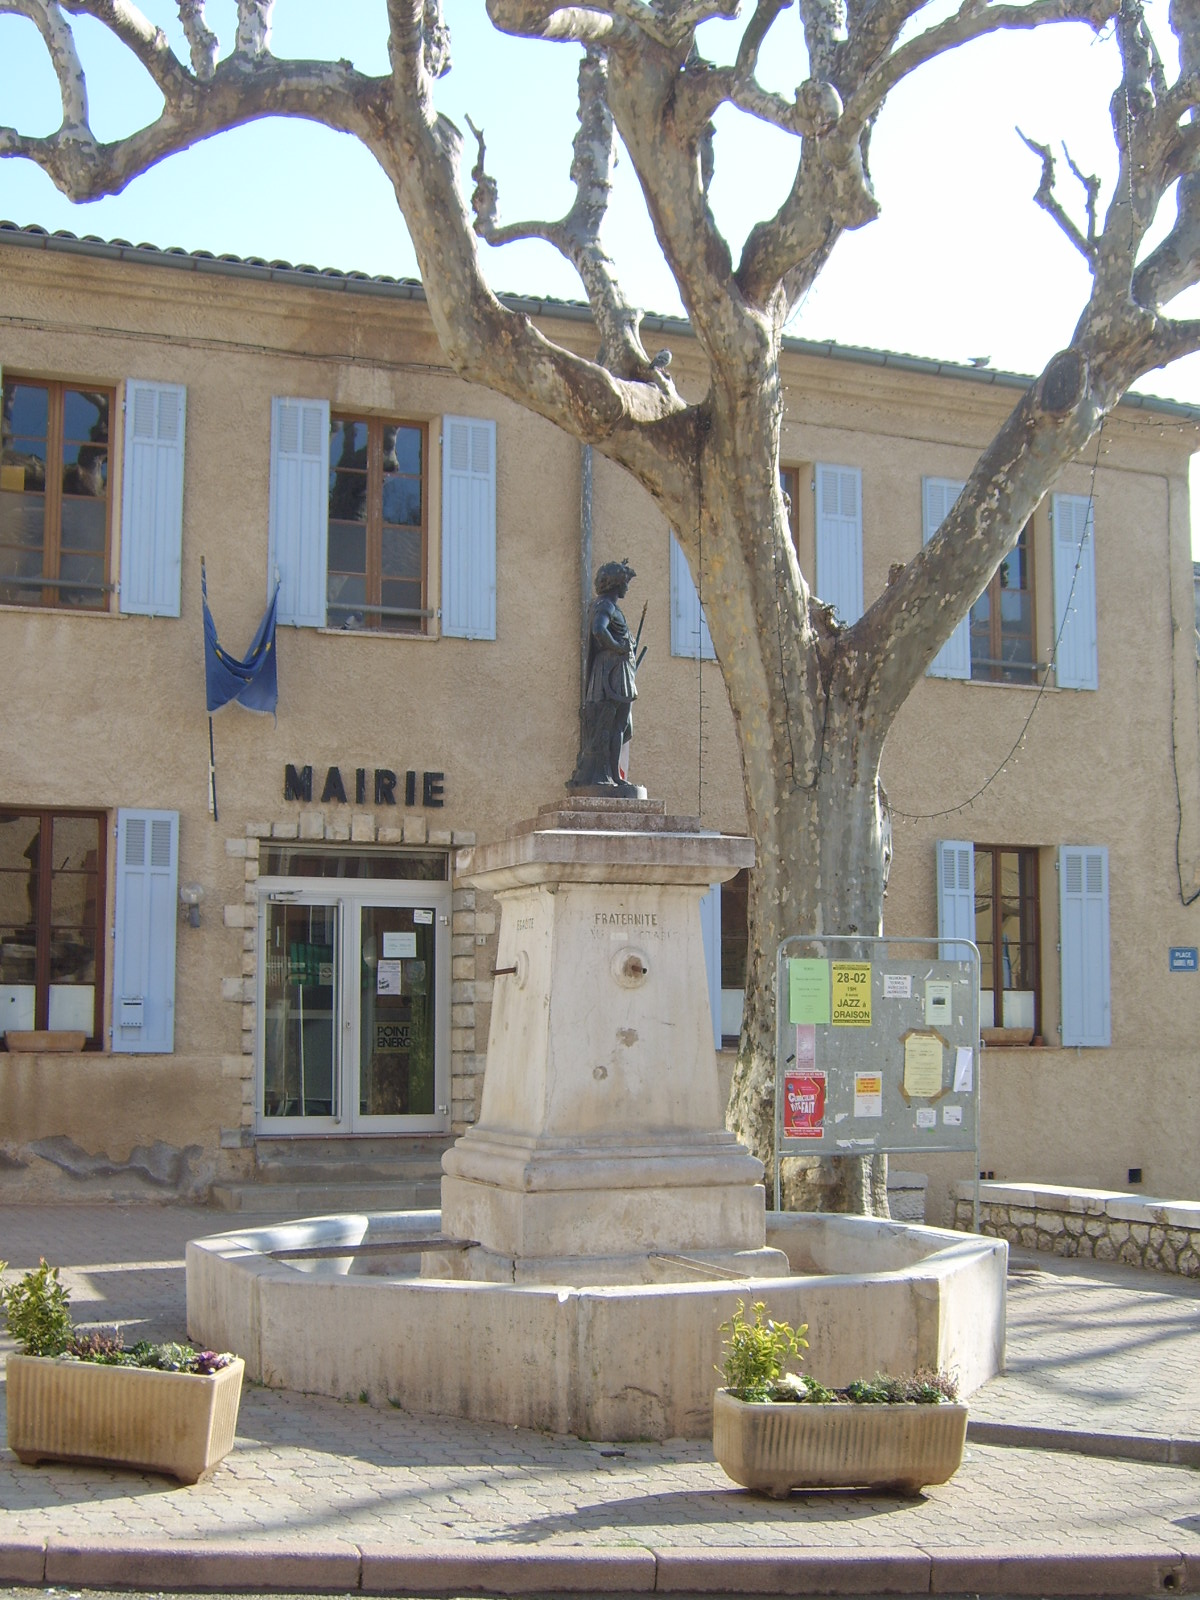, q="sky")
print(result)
[1,0,1199,507]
